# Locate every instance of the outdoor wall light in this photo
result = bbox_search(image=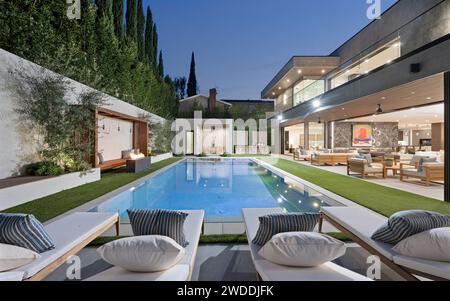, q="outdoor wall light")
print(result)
[118,125,121,132]
[376,104,383,114]
[318,118,322,124]
[102,124,105,130]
